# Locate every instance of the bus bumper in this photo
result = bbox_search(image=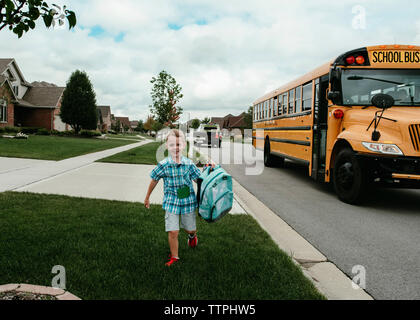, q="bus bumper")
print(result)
[356,153,420,188]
